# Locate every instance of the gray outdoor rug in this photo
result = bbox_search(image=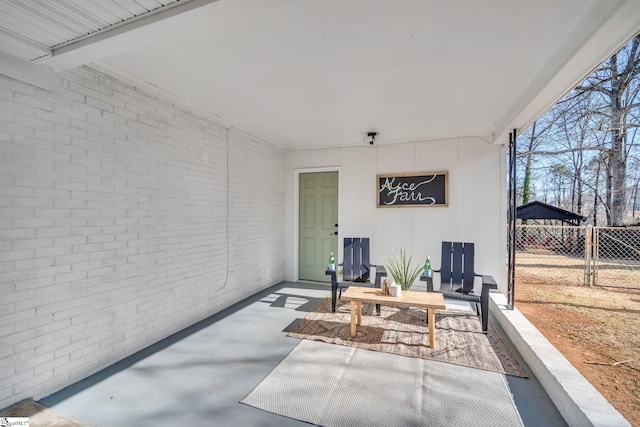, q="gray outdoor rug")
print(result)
[289,297,527,377]
[241,340,524,427]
